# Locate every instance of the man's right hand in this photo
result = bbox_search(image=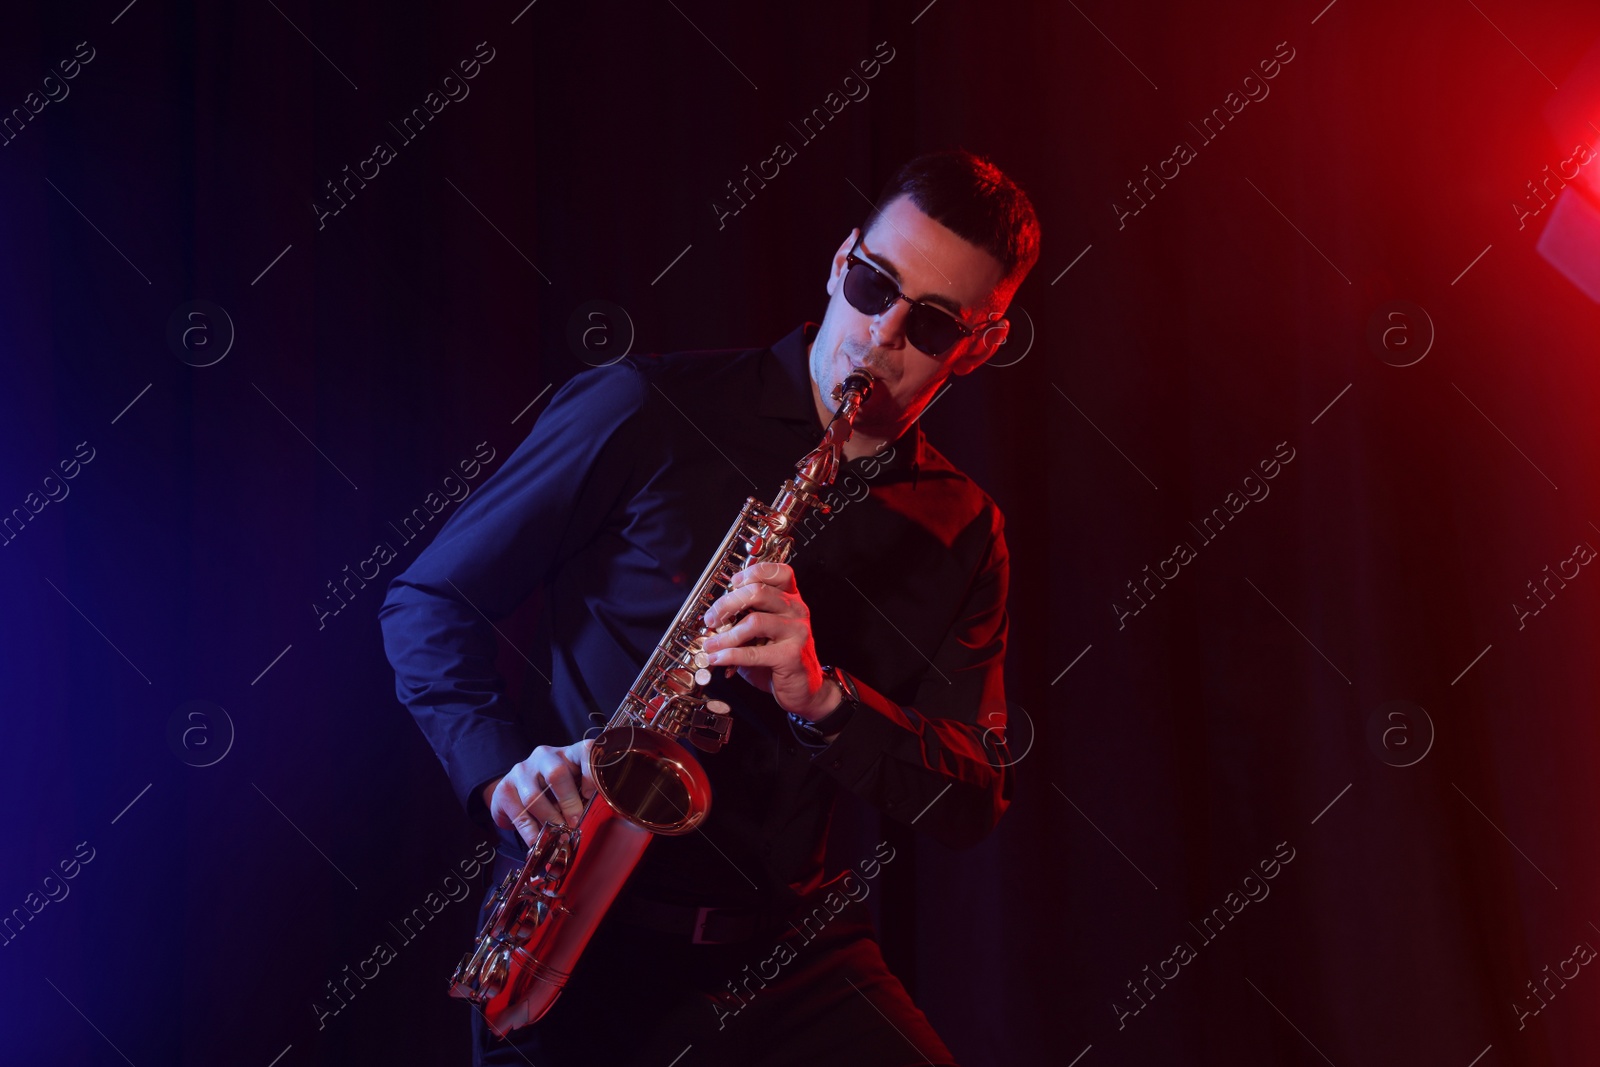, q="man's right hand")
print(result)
[482,739,597,846]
